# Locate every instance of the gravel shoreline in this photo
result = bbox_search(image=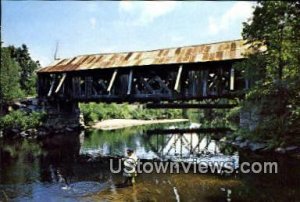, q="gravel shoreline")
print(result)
[90,119,189,130]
